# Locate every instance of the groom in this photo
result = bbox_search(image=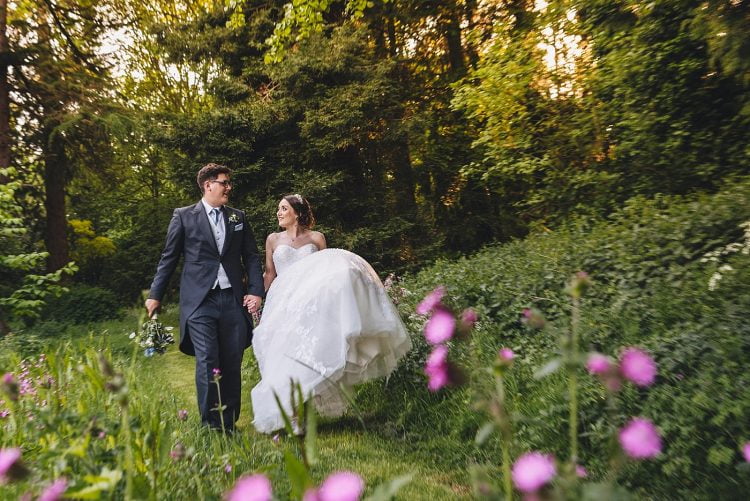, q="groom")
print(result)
[145,163,264,432]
